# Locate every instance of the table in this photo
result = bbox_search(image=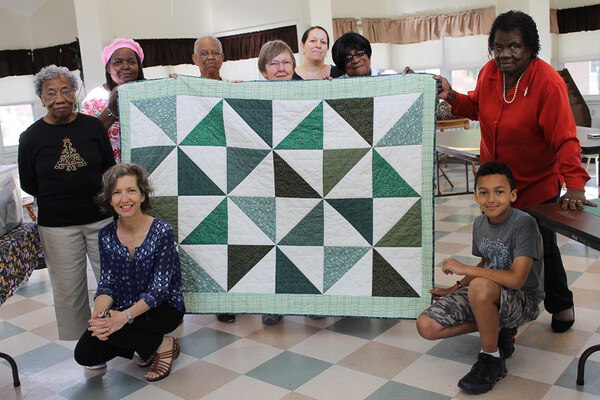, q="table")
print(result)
[526,203,600,386]
[435,129,480,196]
[577,126,600,197]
